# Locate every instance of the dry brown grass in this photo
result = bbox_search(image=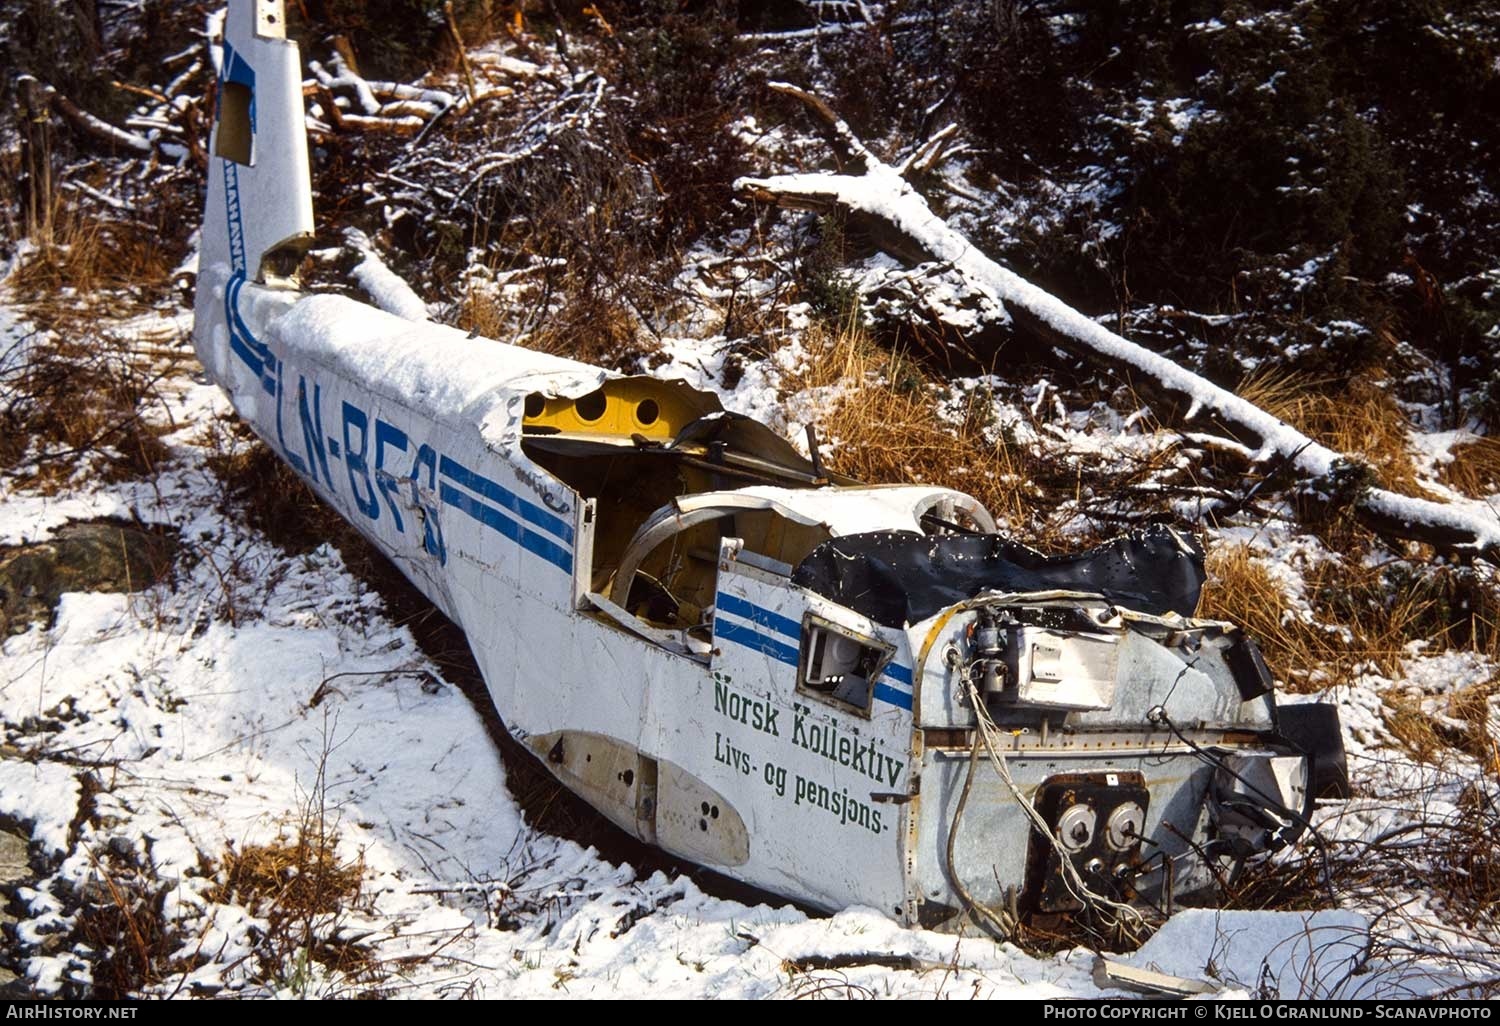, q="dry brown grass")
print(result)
[1198,544,1308,661]
[206,732,373,990]
[1,197,186,487]
[458,276,661,372]
[1236,368,1428,496]
[782,320,1034,531]
[1440,436,1500,499]
[215,835,365,921]
[1194,543,1369,690]
[7,200,179,331]
[455,279,512,339]
[208,830,373,986]
[0,328,173,488]
[1198,542,1500,691]
[1382,678,1500,771]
